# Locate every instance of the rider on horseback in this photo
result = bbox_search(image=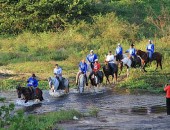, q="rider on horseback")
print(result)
[106,51,115,72]
[54,64,63,87]
[86,50,98,69]
[125,43,137,68]
[115,43,123,61]
[27,73,38,97]
[89,59,102,83]
[146,40,154,61]
[76,59,88,86]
